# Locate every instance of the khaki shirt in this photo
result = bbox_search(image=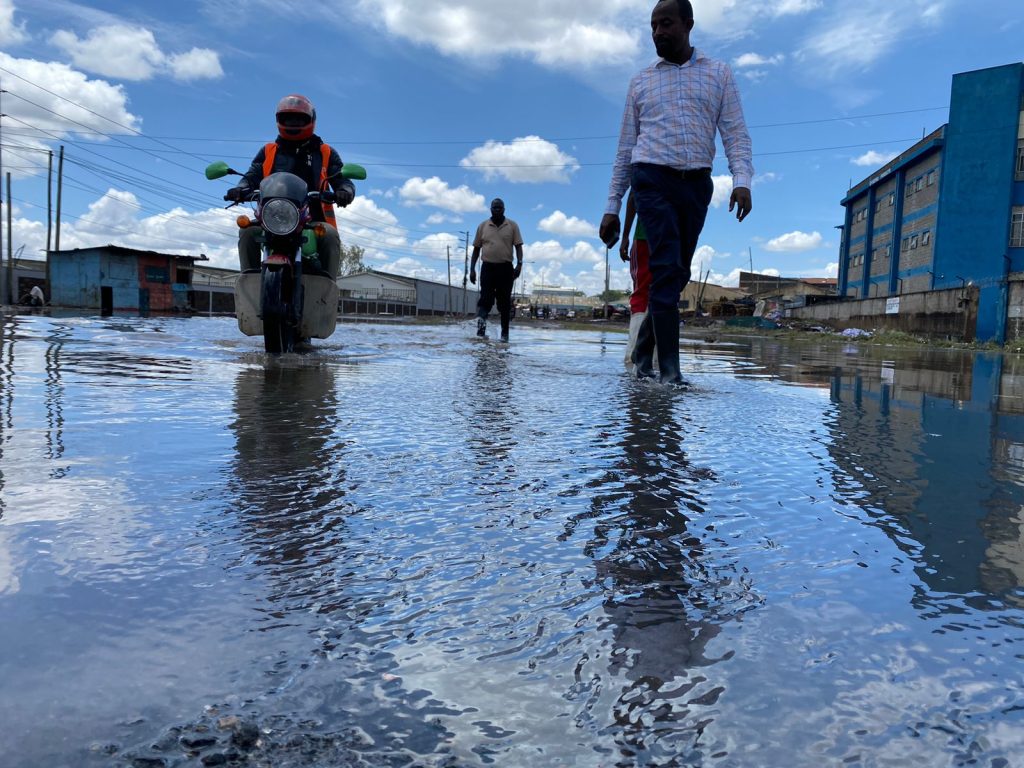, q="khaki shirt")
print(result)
[474,218,523,264]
